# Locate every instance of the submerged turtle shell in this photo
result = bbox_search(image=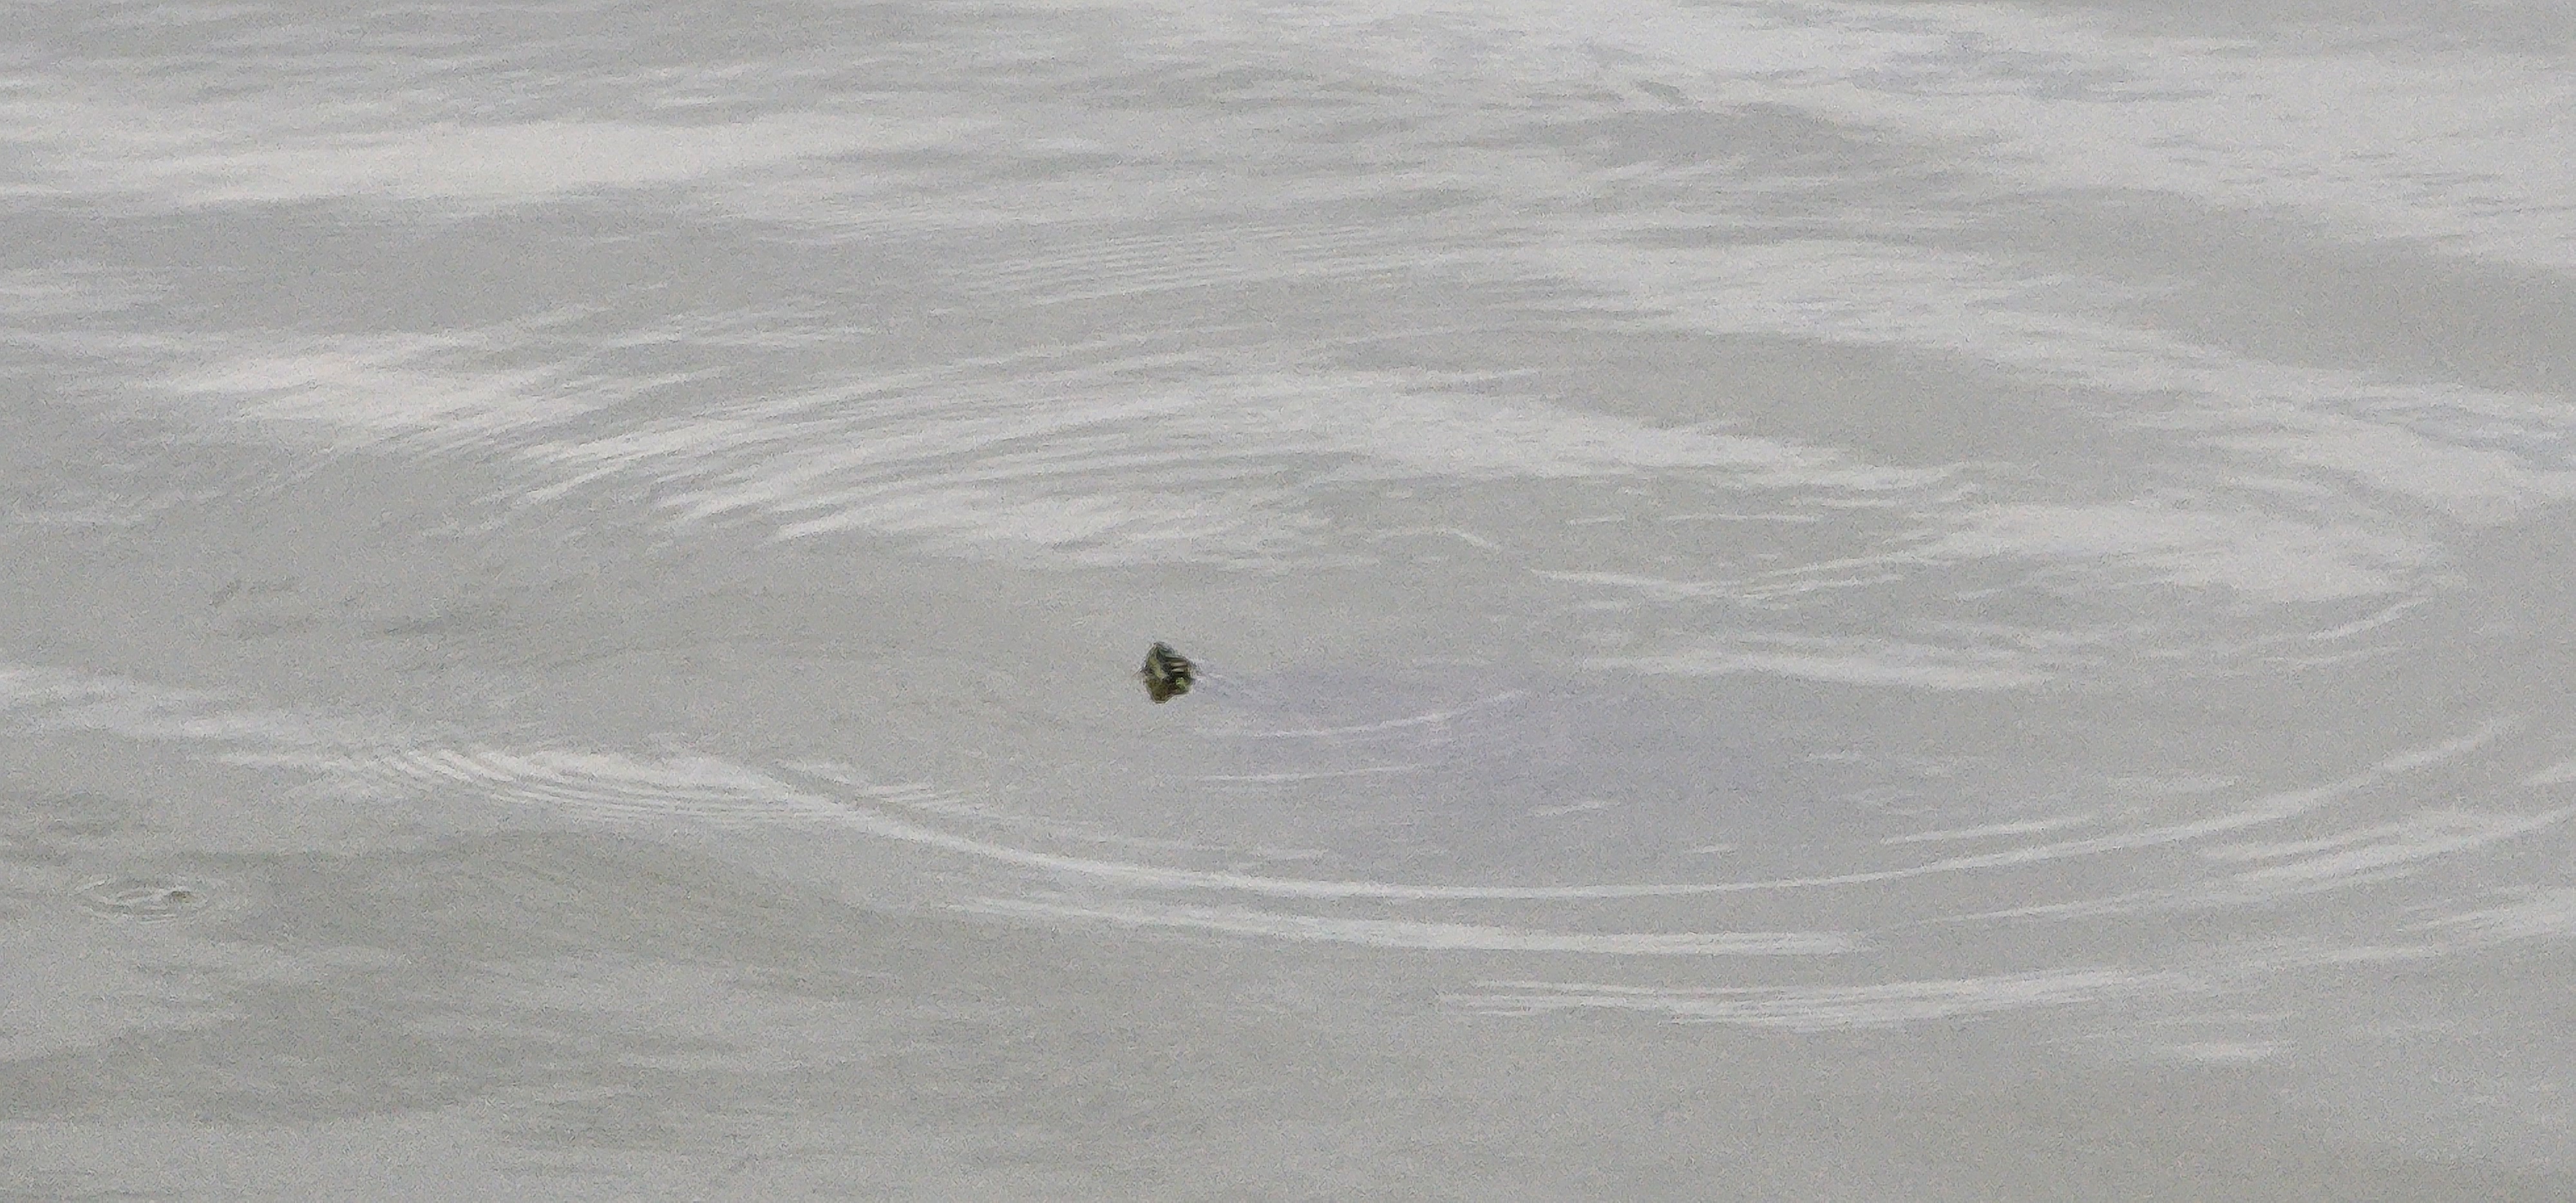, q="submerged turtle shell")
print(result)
[1154,655,1839,881]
